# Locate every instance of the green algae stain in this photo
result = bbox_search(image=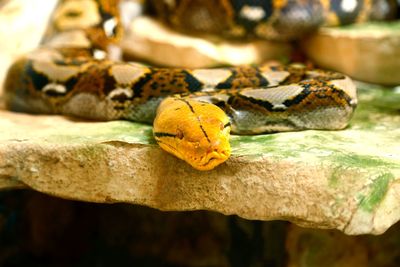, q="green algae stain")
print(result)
[230,133,277,144]
[349,85,400,131]
[358,173,395,212]
[75,144,107,159]
[229,133,302,158]
[43,121,154,145]
[333,153,398,169]
[85,121,153,143]
[329,167,344,187]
